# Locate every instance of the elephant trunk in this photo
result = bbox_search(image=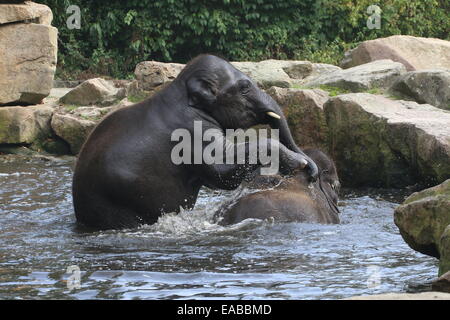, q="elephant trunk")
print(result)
[270,108,301,154]
[259,91,300,153]
[259,91,319,181]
